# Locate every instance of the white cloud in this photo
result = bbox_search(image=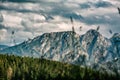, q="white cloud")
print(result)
[0,0,120,45]
[66,0,88,3]
[0,29,7,41]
